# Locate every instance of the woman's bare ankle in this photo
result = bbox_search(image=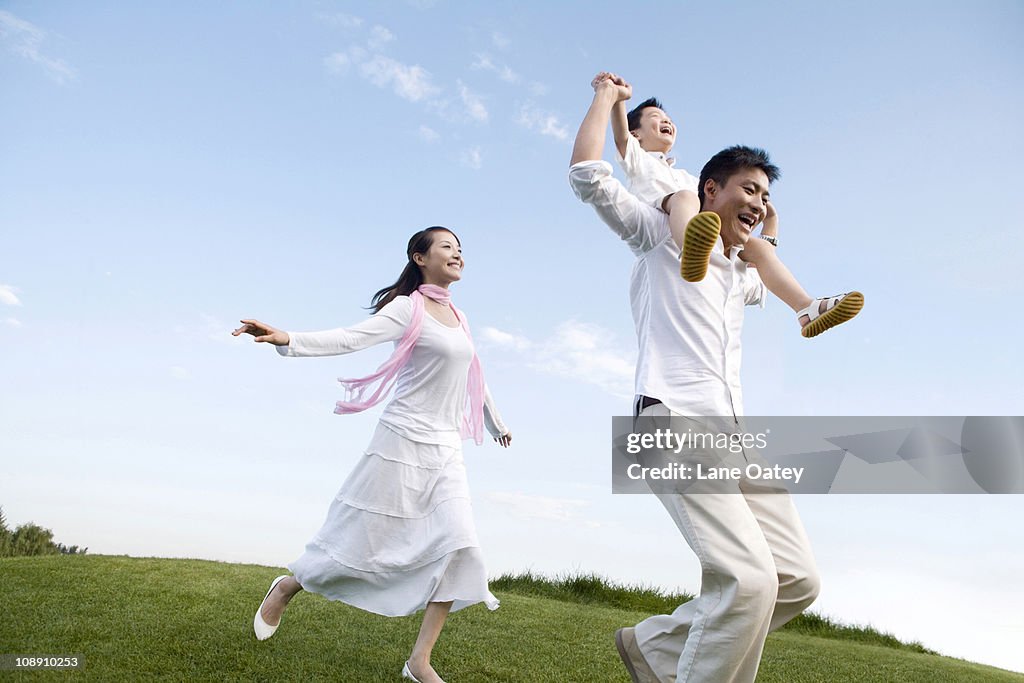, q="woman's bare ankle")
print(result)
[281,576,303,599]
